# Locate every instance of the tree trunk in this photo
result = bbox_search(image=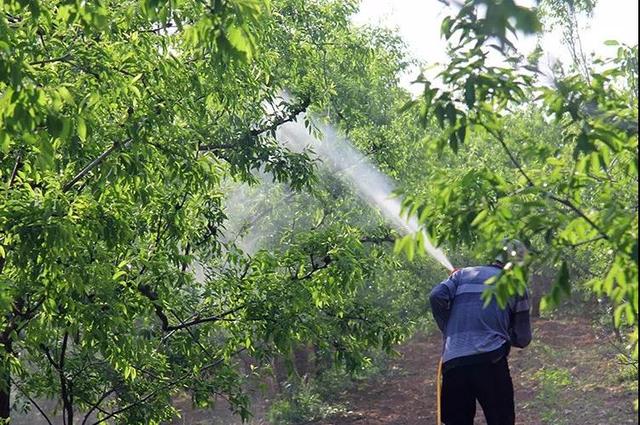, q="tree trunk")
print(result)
[530,266,554,318]
[0,259,8,419]
[0,335,12,421]
[293,344,313,379]
[0,381,9,421]
[271,354,287,392]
